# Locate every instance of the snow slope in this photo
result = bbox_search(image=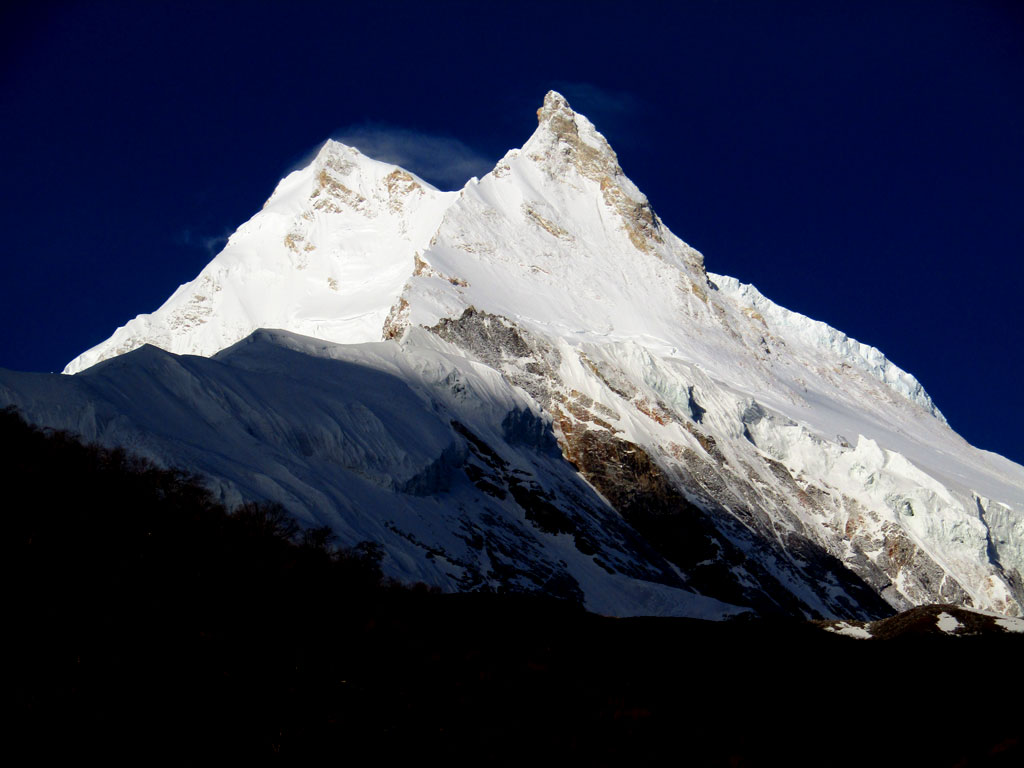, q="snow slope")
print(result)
[15,91,1021,618]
